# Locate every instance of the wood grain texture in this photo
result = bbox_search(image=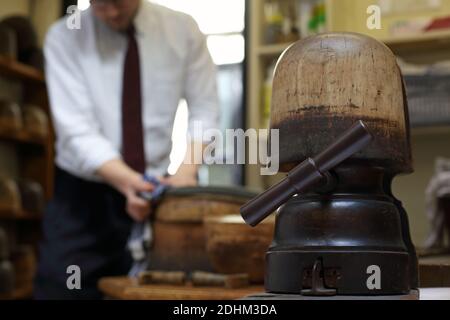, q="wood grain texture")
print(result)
[98,277,262,300]
[98,276,450,300]
[204,215,274,283]
[150,221,212,271]
[150,195,252,272]
[138,271,186,286]
[155,196,245,223]
[271,32,412,173]
[191,271,249,289]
